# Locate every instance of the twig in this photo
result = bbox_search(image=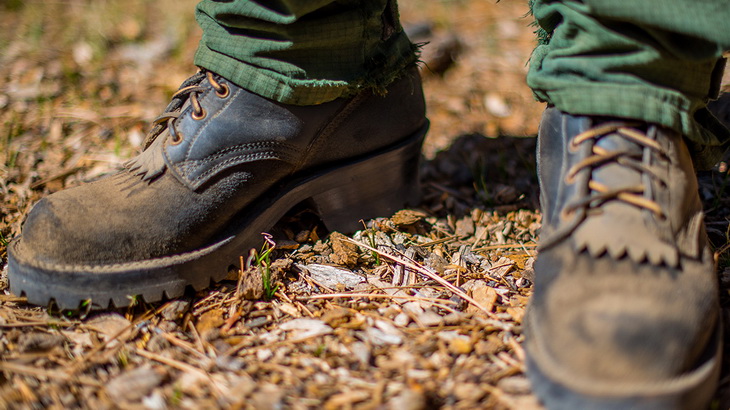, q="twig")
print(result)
[0,361,102,387]
[472,243,537,252]
[160,332,210,362]
[301,293,459,314]
[0,321,80,328]
[295,301,315,318]
[301,293,456,304]
[343,237,508,326]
